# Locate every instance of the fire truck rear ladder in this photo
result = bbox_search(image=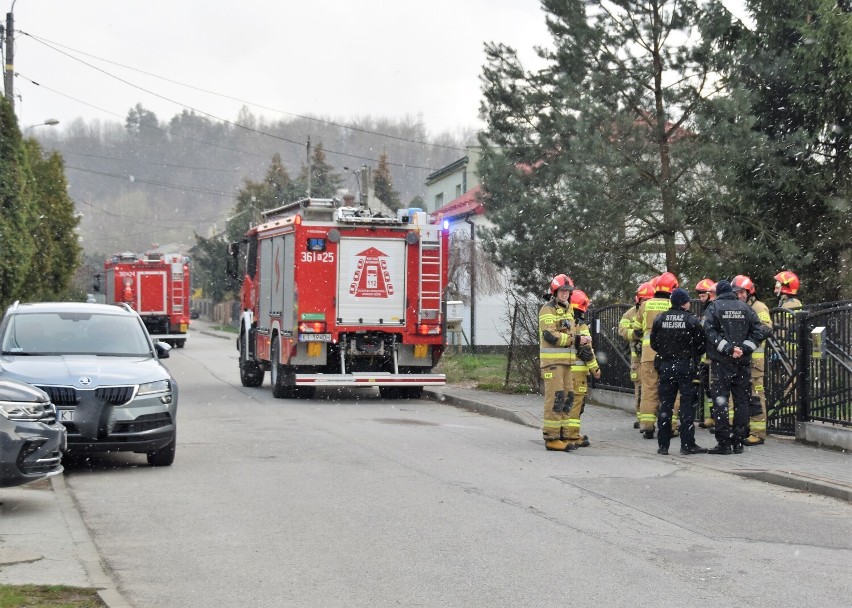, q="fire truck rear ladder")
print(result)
[418,232,443,323]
